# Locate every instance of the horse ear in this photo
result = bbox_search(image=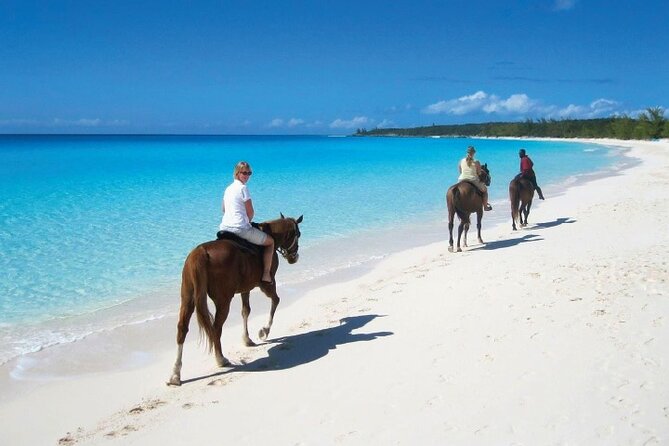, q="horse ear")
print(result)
[296,215,303,224]
[280,212,285,219]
